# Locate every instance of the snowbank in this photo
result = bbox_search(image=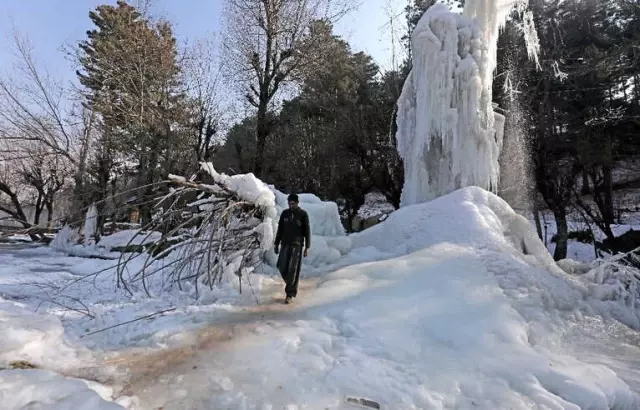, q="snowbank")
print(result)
[0,298,129,409]
[0,299,88,370]
[50,227,161,258]
[351,187,640,326]
[0,244,273,351]
[96,229,162,250]
[0,369,125,410]
[352,186,558,271]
